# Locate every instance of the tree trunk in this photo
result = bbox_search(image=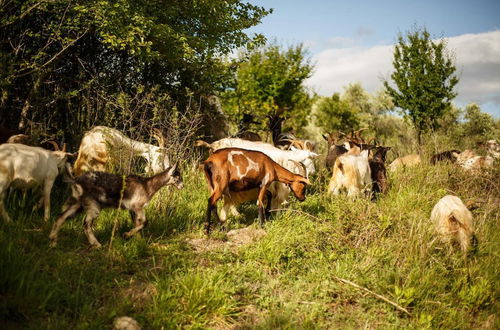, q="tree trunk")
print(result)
[18,73,43,131]
[268,114,284,145]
